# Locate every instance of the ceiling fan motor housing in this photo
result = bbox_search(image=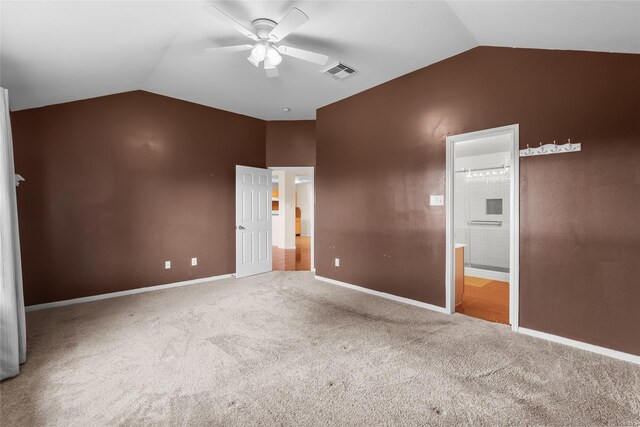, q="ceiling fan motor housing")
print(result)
[251,18,277,40]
